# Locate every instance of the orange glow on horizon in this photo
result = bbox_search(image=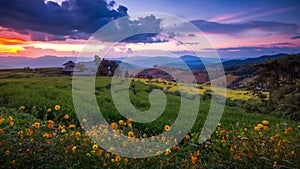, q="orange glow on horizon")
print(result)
[0,37,27,45]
